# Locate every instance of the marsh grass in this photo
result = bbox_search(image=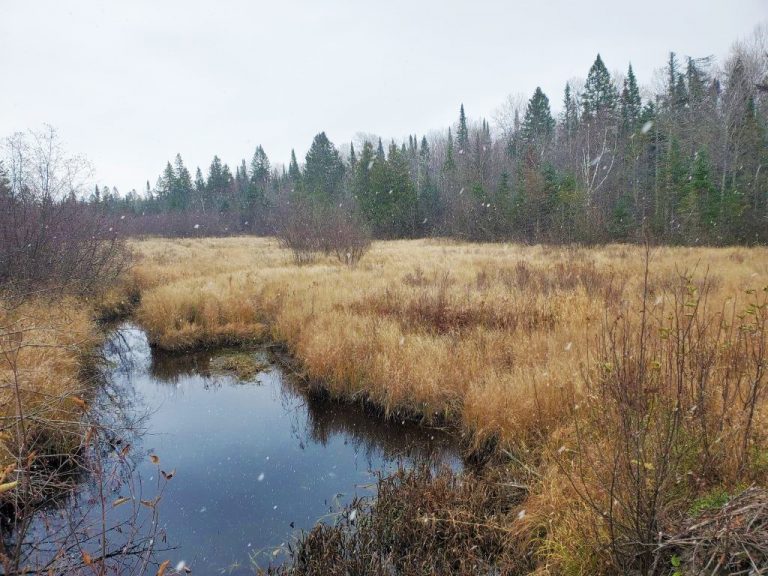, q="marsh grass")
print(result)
[259,465,530,576]
[0,298,98,468]
[129,237,768,574]
[209,352,268,380]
